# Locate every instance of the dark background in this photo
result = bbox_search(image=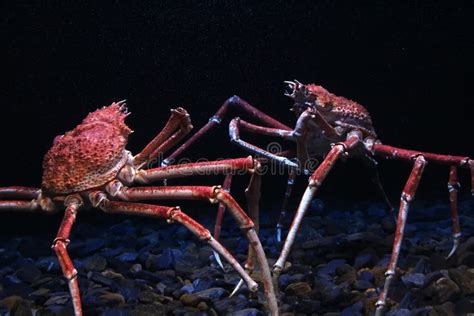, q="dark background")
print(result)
[1,1,473,231]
